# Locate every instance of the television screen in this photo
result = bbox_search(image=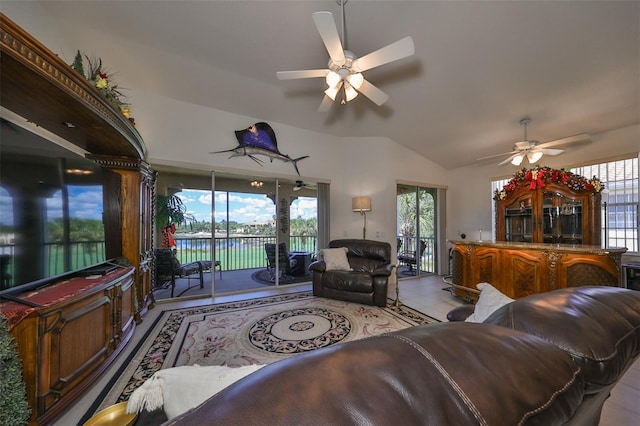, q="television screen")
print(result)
[0,118,120,293]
